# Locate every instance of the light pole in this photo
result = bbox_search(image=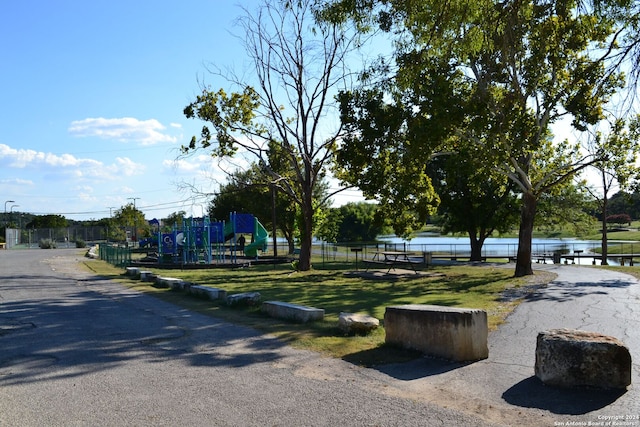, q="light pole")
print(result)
[9,204,19,226]
[4,200,15,226]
